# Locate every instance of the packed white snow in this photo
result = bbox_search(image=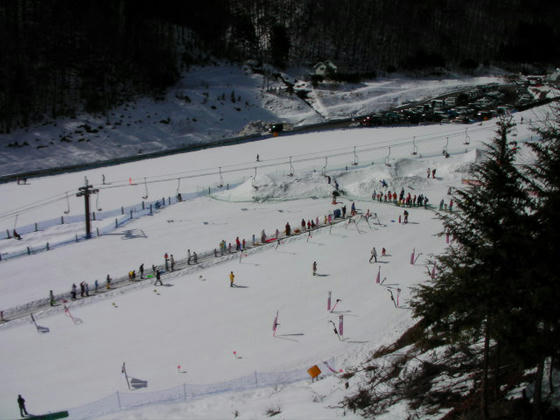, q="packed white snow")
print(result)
[0,85,552,419]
